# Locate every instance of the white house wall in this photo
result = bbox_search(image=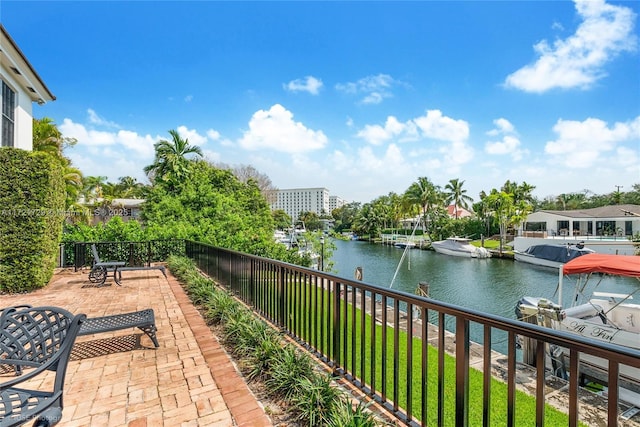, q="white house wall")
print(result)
[518,207,639,255]
[0,65,33,150]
